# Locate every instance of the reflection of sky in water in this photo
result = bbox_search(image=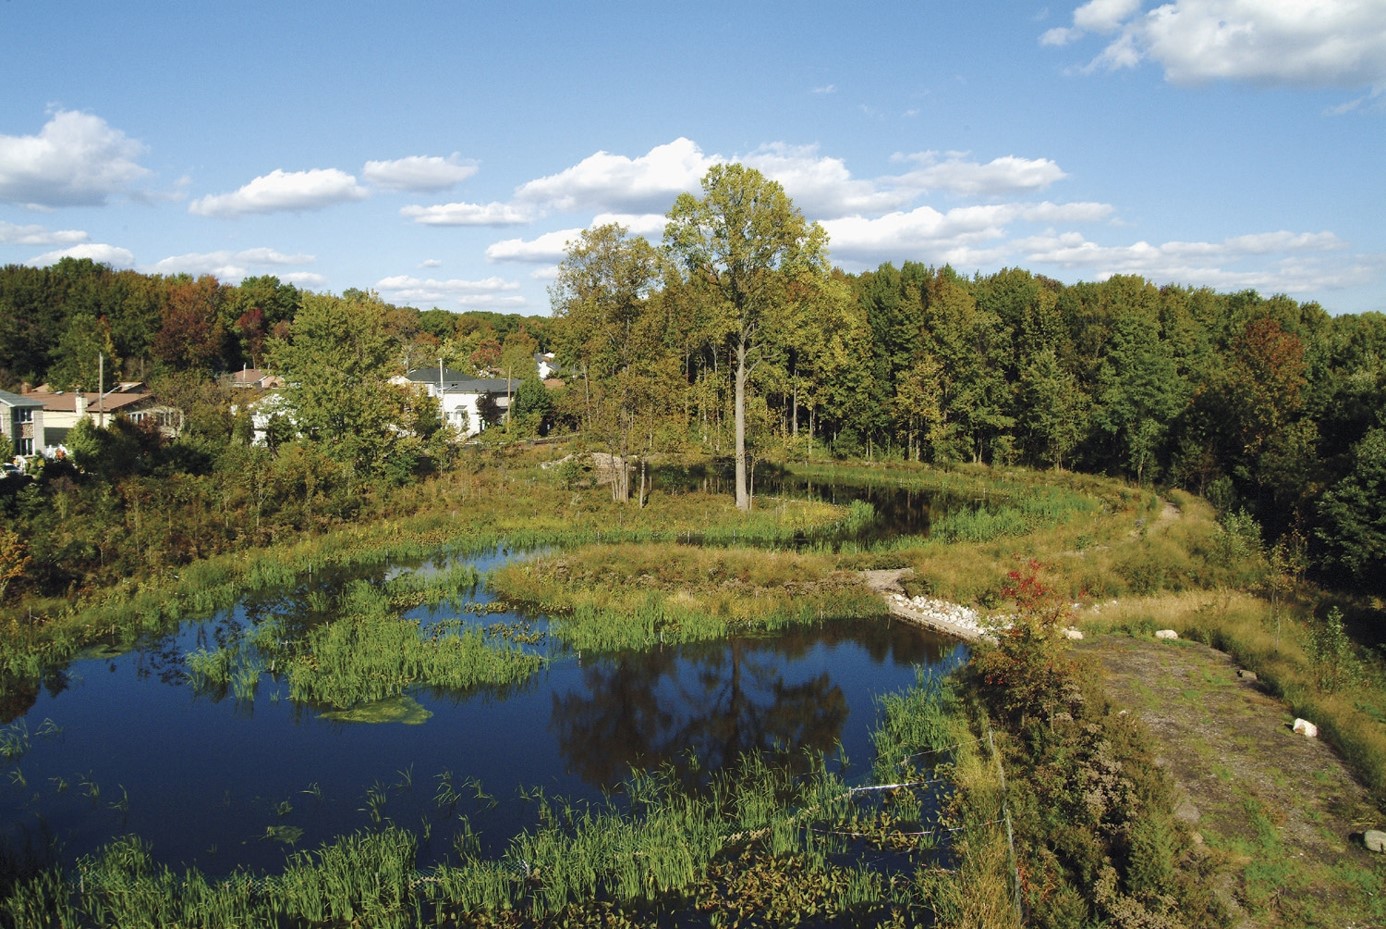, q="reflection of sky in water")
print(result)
[0,552,964,876]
